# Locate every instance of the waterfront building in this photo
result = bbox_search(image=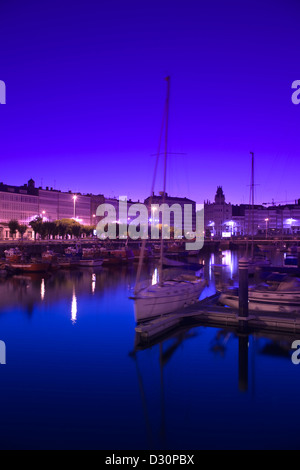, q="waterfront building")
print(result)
[0,180,39,224]
[204,187,232,238]
[0,180,92,230]
[144,192,197,237]
[205,188,300,238]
